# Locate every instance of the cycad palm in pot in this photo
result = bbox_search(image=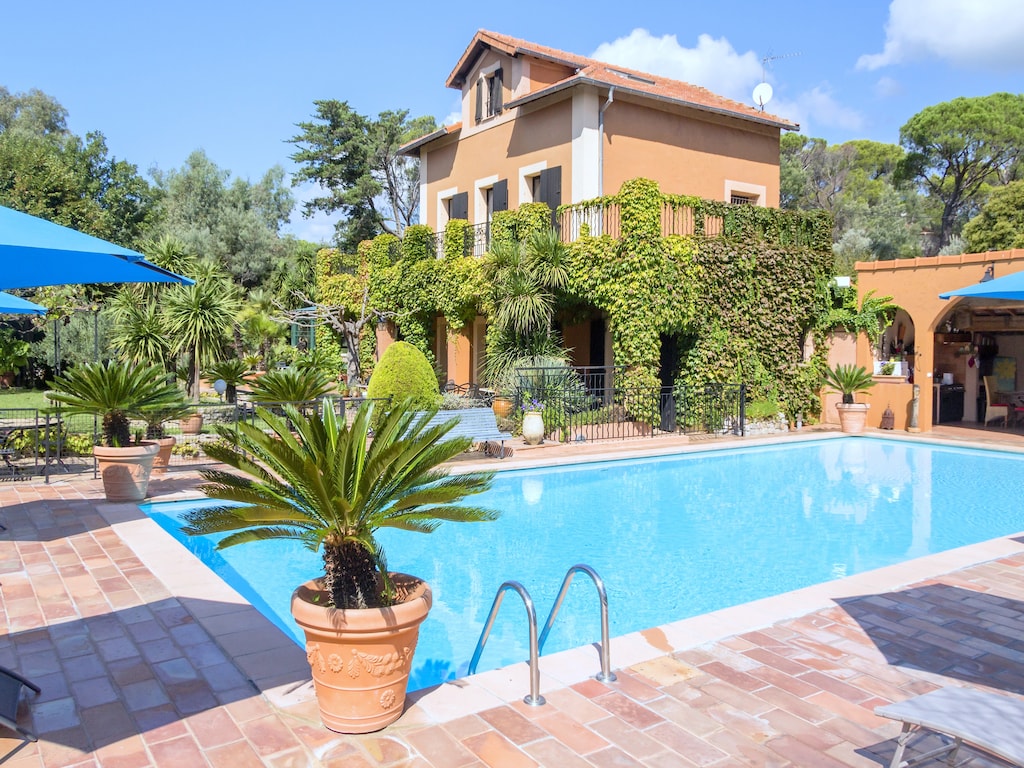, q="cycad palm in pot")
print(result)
[183,399,497,732]
[822,364,876,434]
[47,362,188,501]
